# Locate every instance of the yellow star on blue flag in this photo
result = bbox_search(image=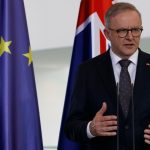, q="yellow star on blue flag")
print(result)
[23,47,33,66]
[0,37,12,56]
